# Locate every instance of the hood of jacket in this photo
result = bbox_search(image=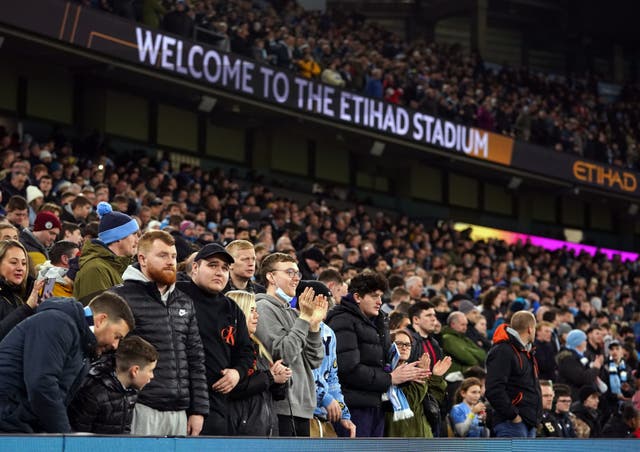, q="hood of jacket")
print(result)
[176,279,228,304]
[122,264,176,301]
[19,228,47,254]
[88,353,136,395]
[122,264,148,283]
[492,323,531,350]
[326,292,384,326]
[492,323,531,351]
[442,324,466,338]
[78,239,131,270]
[36,297,96,355]
[255,291,289,310]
